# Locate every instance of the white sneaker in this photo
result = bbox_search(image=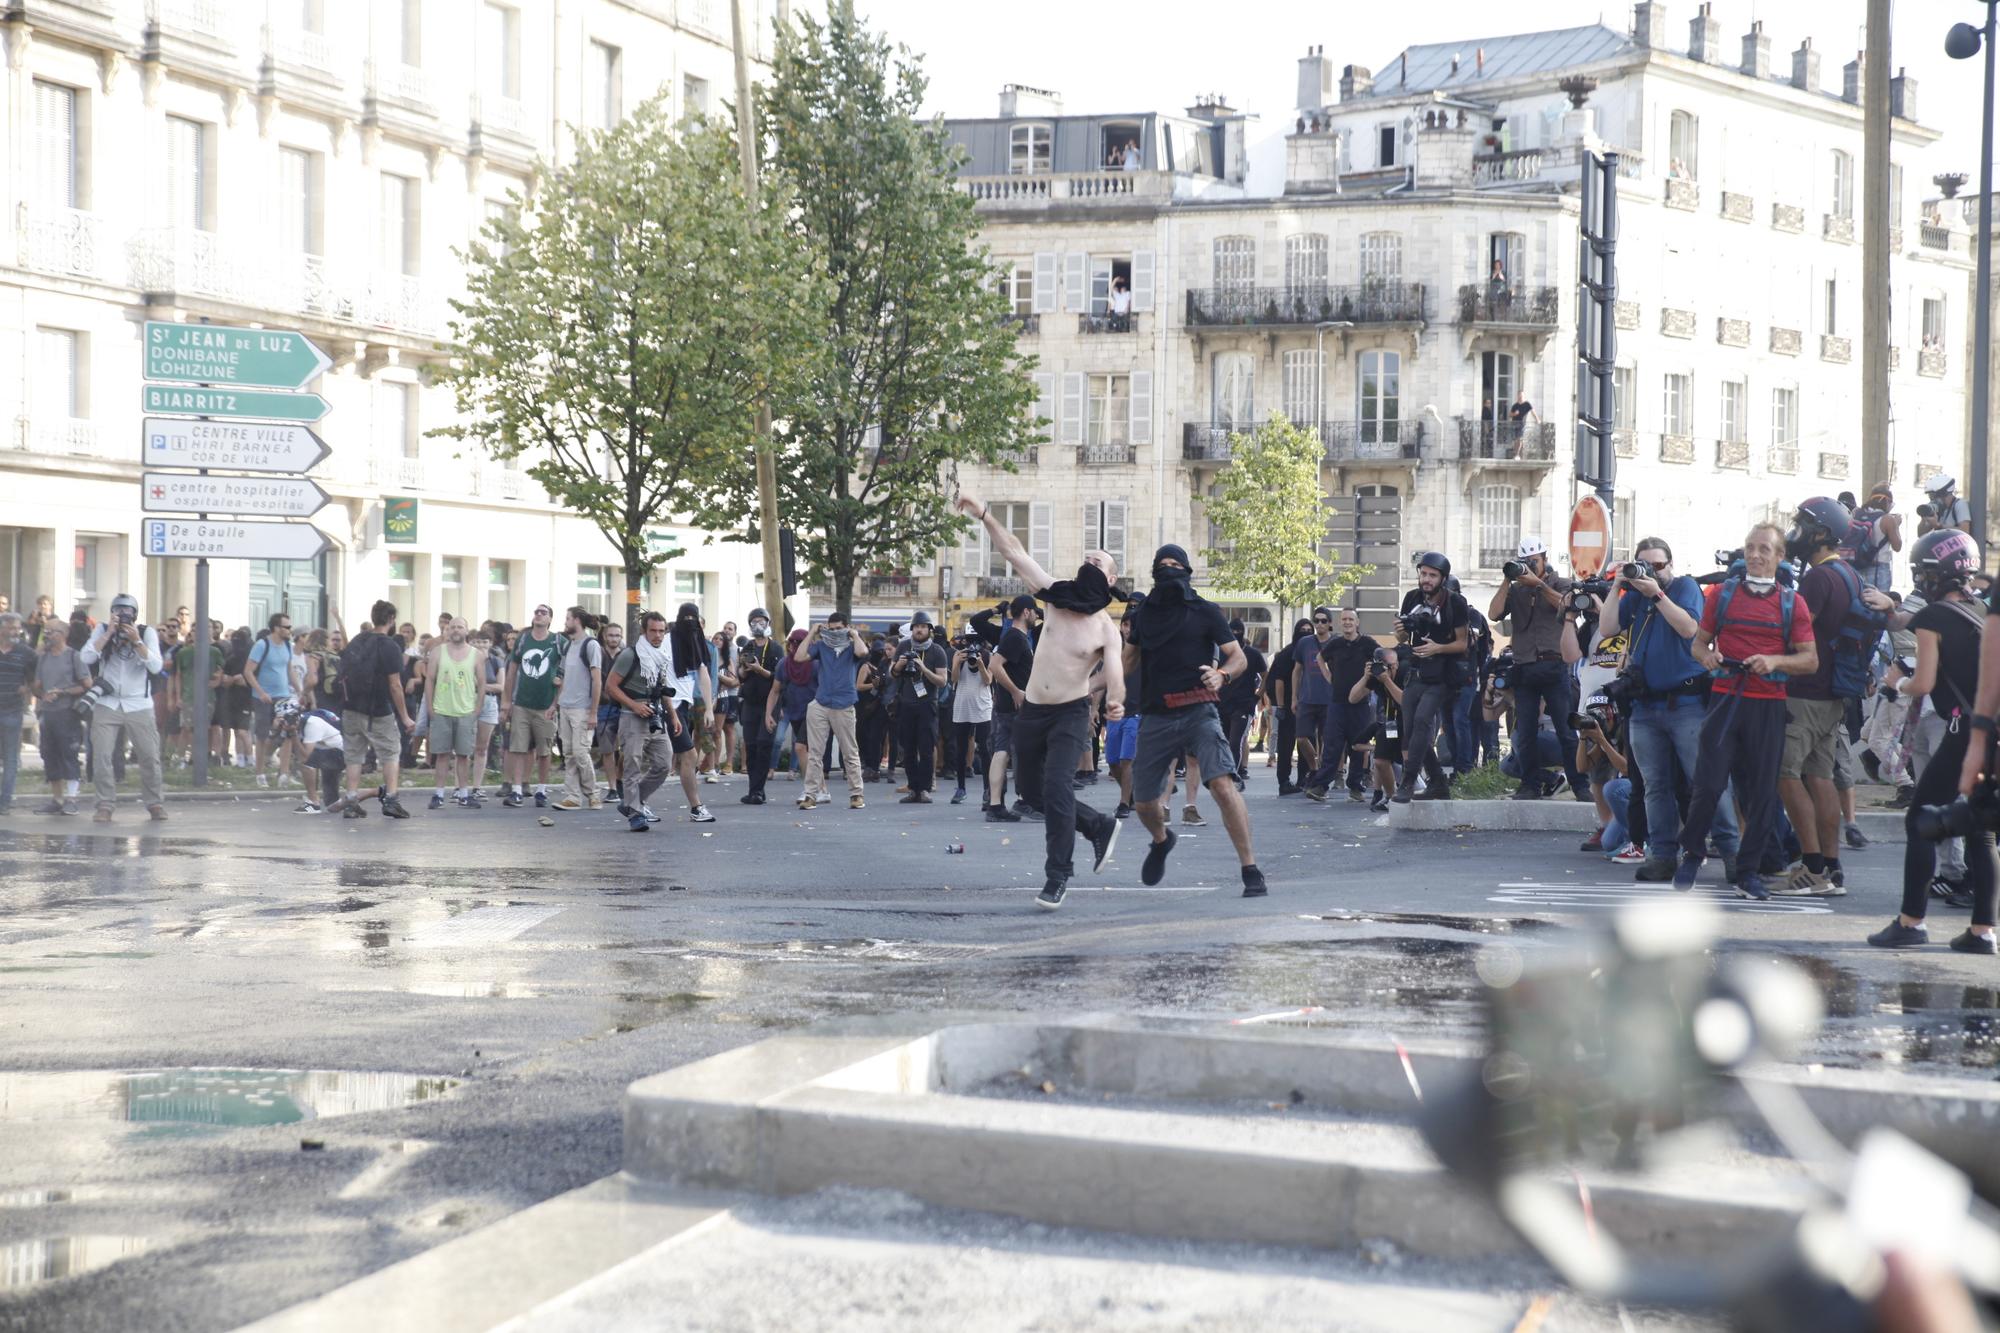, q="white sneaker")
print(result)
[255,773,270,789]
[691,806,716,823]
[701,772,718,784]
[295,801,322,814]
[641,804,660,824]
